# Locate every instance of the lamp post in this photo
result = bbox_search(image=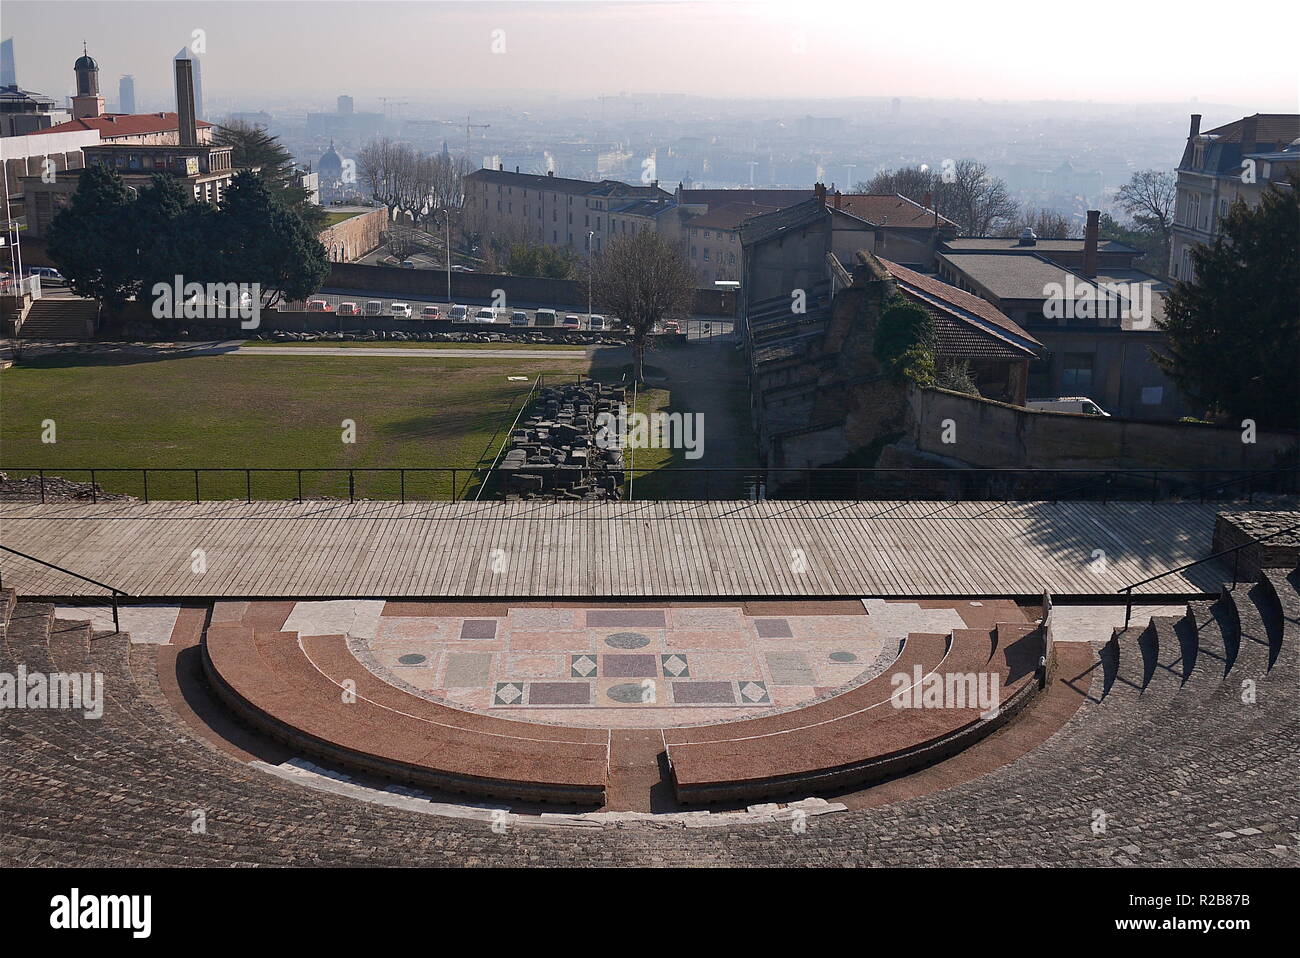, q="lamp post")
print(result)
[444,208,452,305]
[586,230,594,323]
